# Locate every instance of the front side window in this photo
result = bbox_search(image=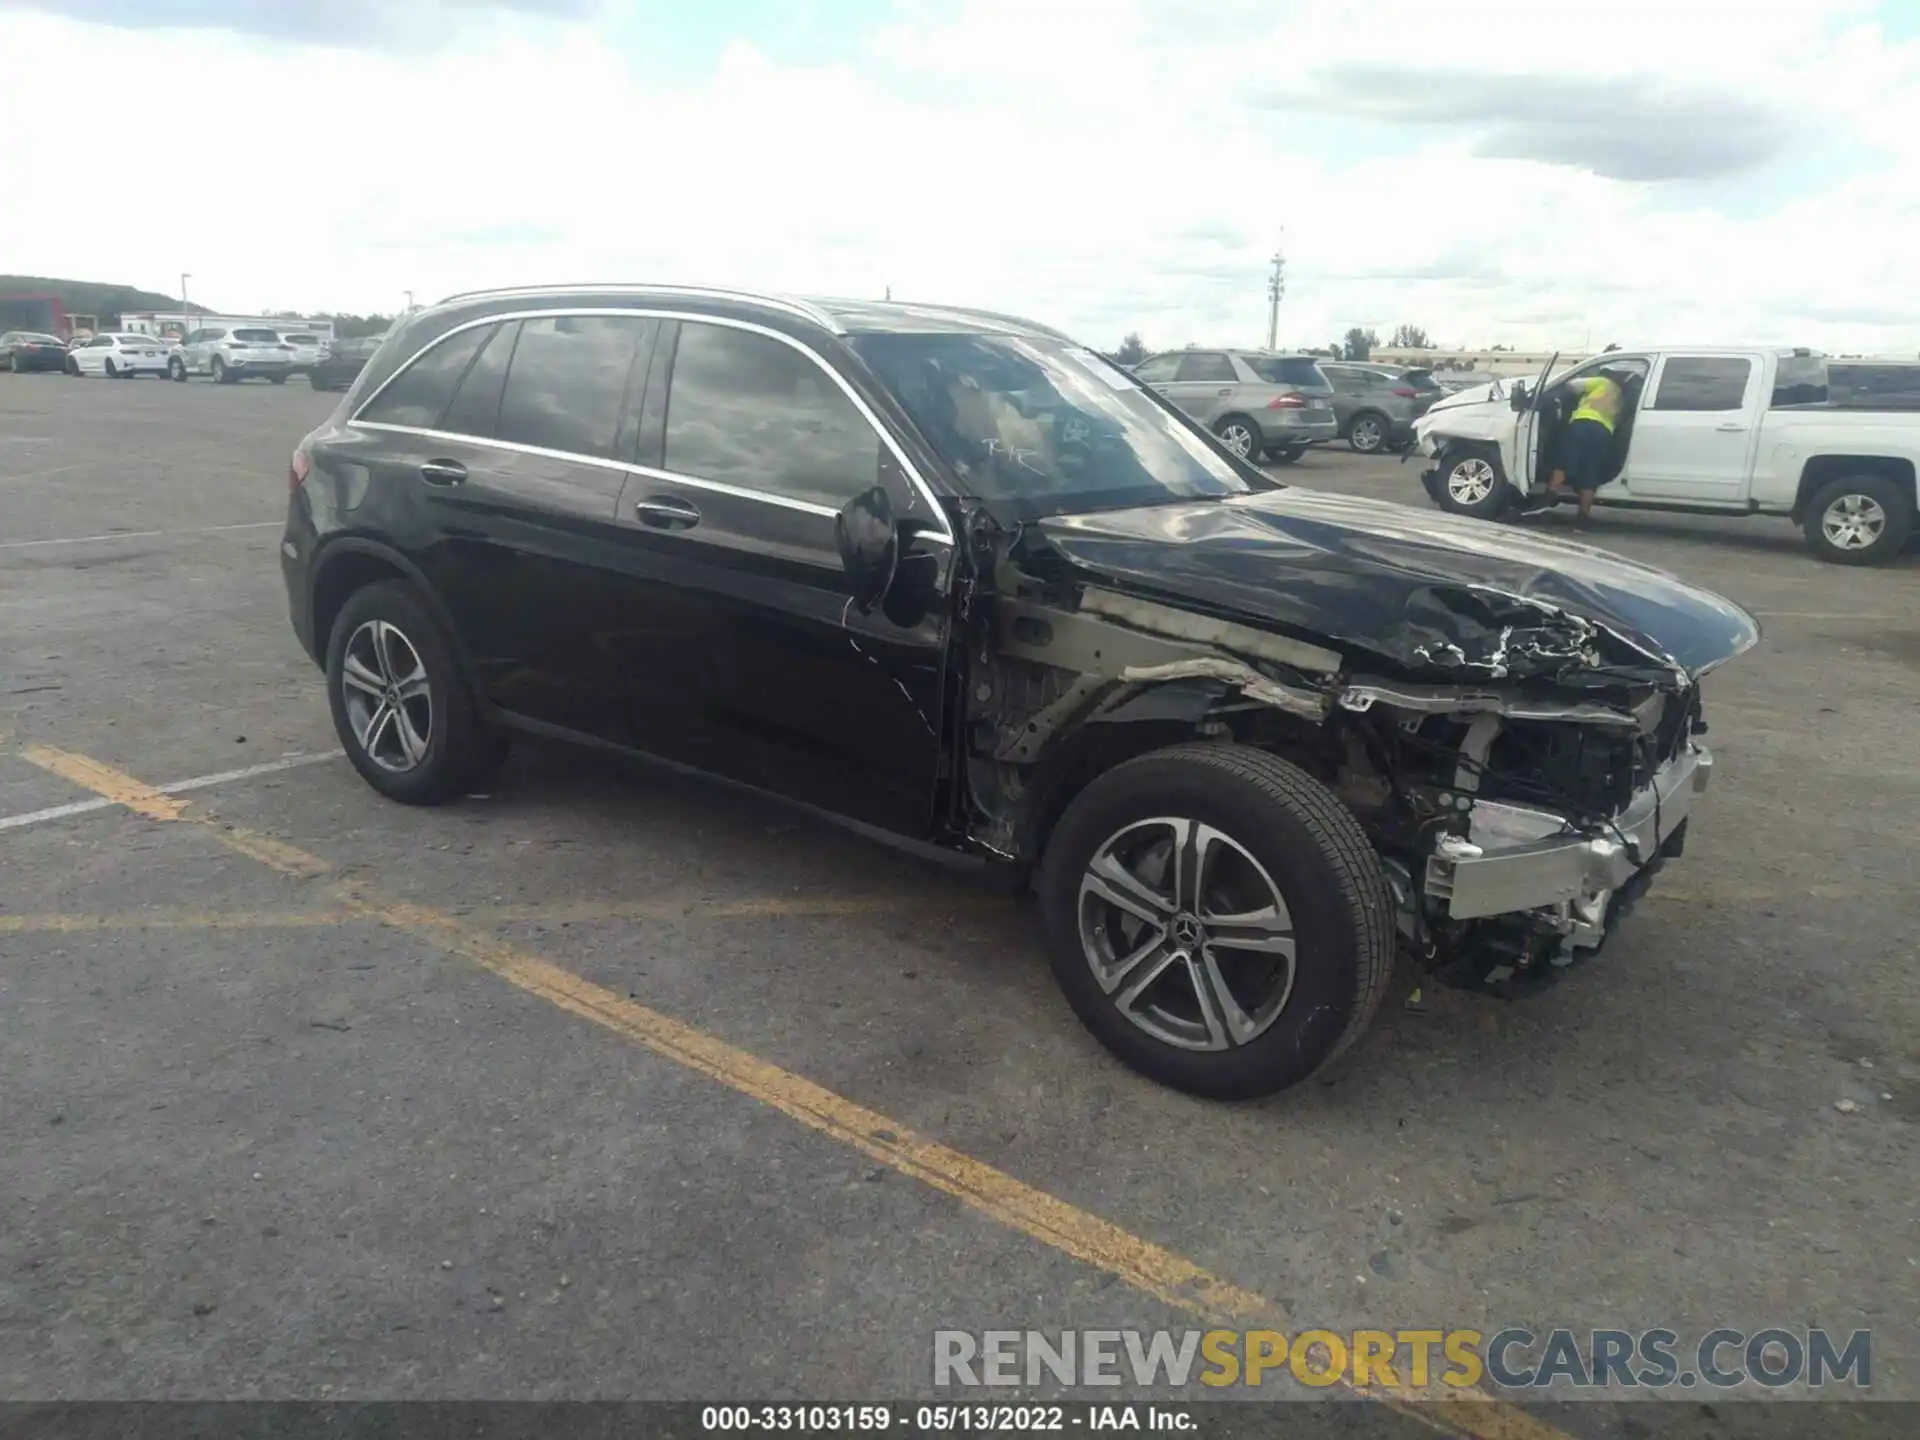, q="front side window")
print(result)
[1174,351,1234,383]
[664,322,881,509]
[493,315,650,460]
[357,324,493,430]
[1651,356,1751,411]
[854,332,1258,521]
[1132,354,1183,383]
